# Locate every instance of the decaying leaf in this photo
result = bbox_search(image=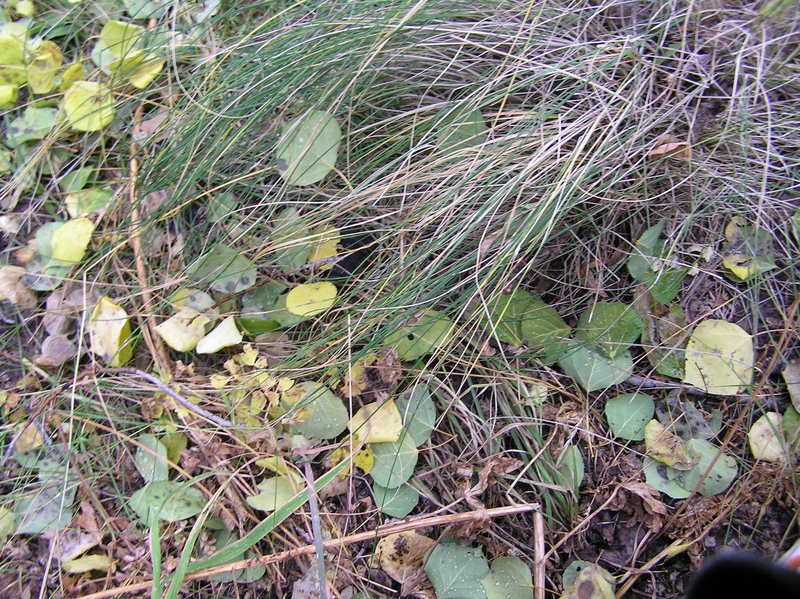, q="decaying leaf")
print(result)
[376,531,435,585]
[35,334,77,367]
[88,296,134,366]
[155,308,210,352]
[62,553,112,573]
[0,265,37,307]
[748,412,786,464]
[781,360,800,413]
[644,419,694,470]
[683,319,753,395]
[721,217,776,281]
[560,561,615,599]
